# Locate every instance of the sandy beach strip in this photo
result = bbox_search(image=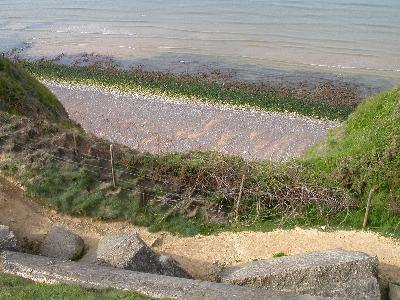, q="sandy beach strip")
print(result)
[45,80,339,160]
